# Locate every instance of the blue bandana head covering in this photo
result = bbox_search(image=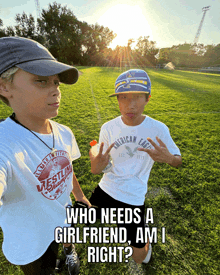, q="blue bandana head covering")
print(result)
[109,69,151,97]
